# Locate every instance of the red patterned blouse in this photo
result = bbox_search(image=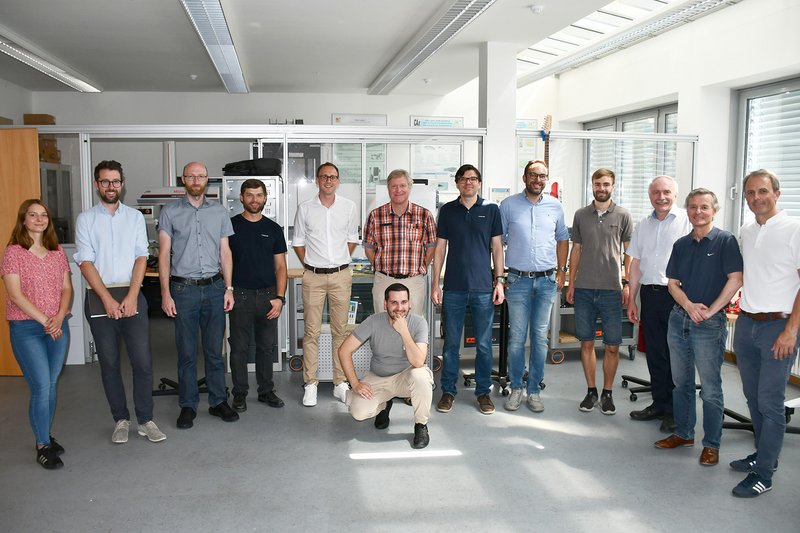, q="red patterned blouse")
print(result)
[1,244,70,320]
